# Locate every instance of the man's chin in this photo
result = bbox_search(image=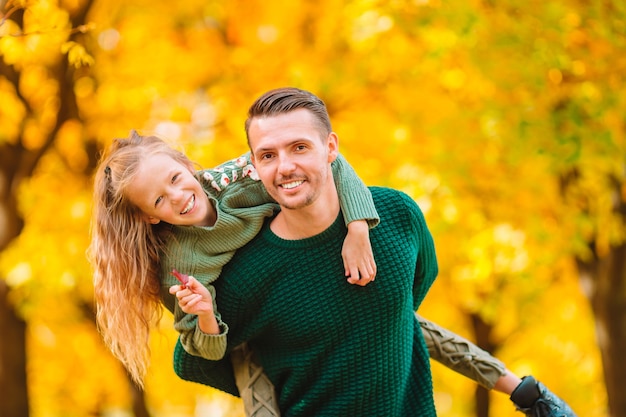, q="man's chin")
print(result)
[278,197,313,211]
